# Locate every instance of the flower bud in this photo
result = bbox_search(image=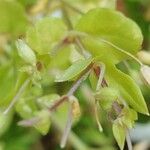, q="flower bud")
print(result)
[16,39,36,65]
[140,65,150,85]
